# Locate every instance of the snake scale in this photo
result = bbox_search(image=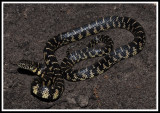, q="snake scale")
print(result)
[18,16,146,101]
